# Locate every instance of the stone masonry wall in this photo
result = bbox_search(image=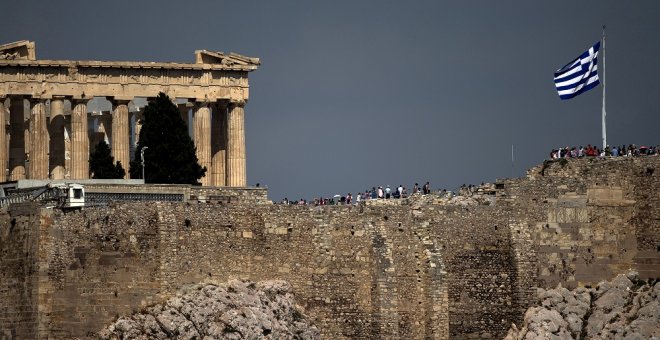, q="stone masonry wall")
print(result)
[1,201,525,339]
[500,156,659,289]
[0,156,657,339]
[0,203,40,340]
[38,203,448,339]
